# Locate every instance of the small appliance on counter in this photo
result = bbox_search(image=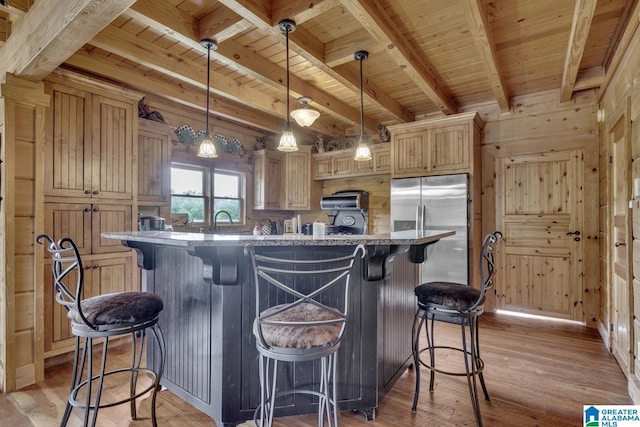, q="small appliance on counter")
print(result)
[320,190,369,235]
[139,216,166,231]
